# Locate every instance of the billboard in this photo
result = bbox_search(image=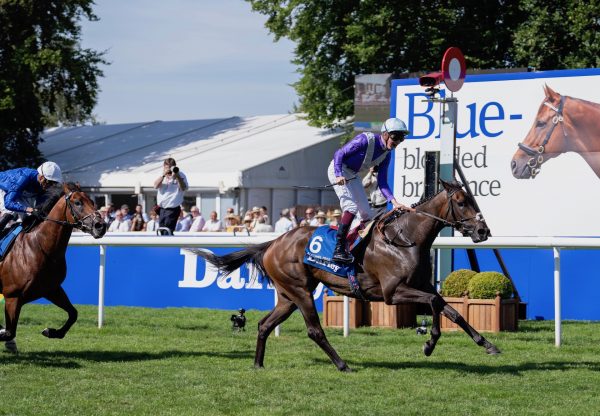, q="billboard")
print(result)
[390,68,600,237]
